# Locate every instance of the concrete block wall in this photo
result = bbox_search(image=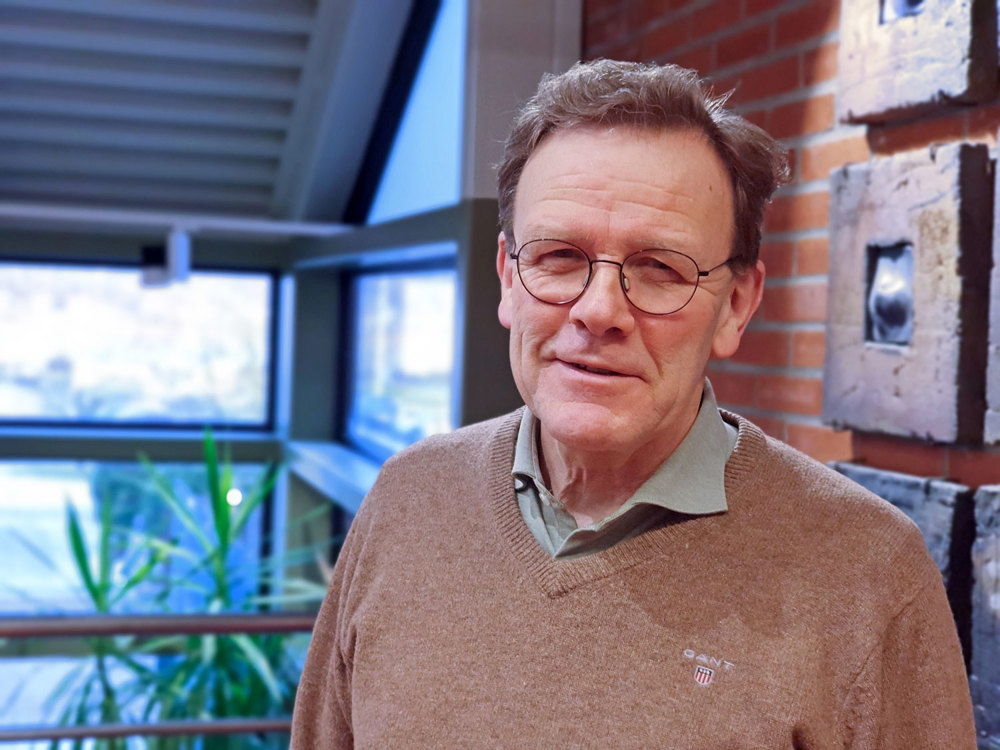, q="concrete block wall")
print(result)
[582,0,1000,485]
